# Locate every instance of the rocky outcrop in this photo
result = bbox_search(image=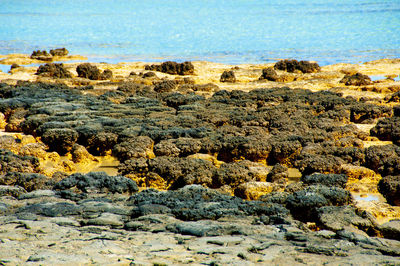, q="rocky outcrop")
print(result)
[49,48,69,57]
[36,63,73,78]
[370,117,400,145]
[259,68,279,81]
[30,50,52,61]
[76,63,113,80]
[54,171,139,194]
[274,59,320,73]
[220,70,236,83]
[340,73,372,86]
[378,175,400,206]
[145,61,194,75]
